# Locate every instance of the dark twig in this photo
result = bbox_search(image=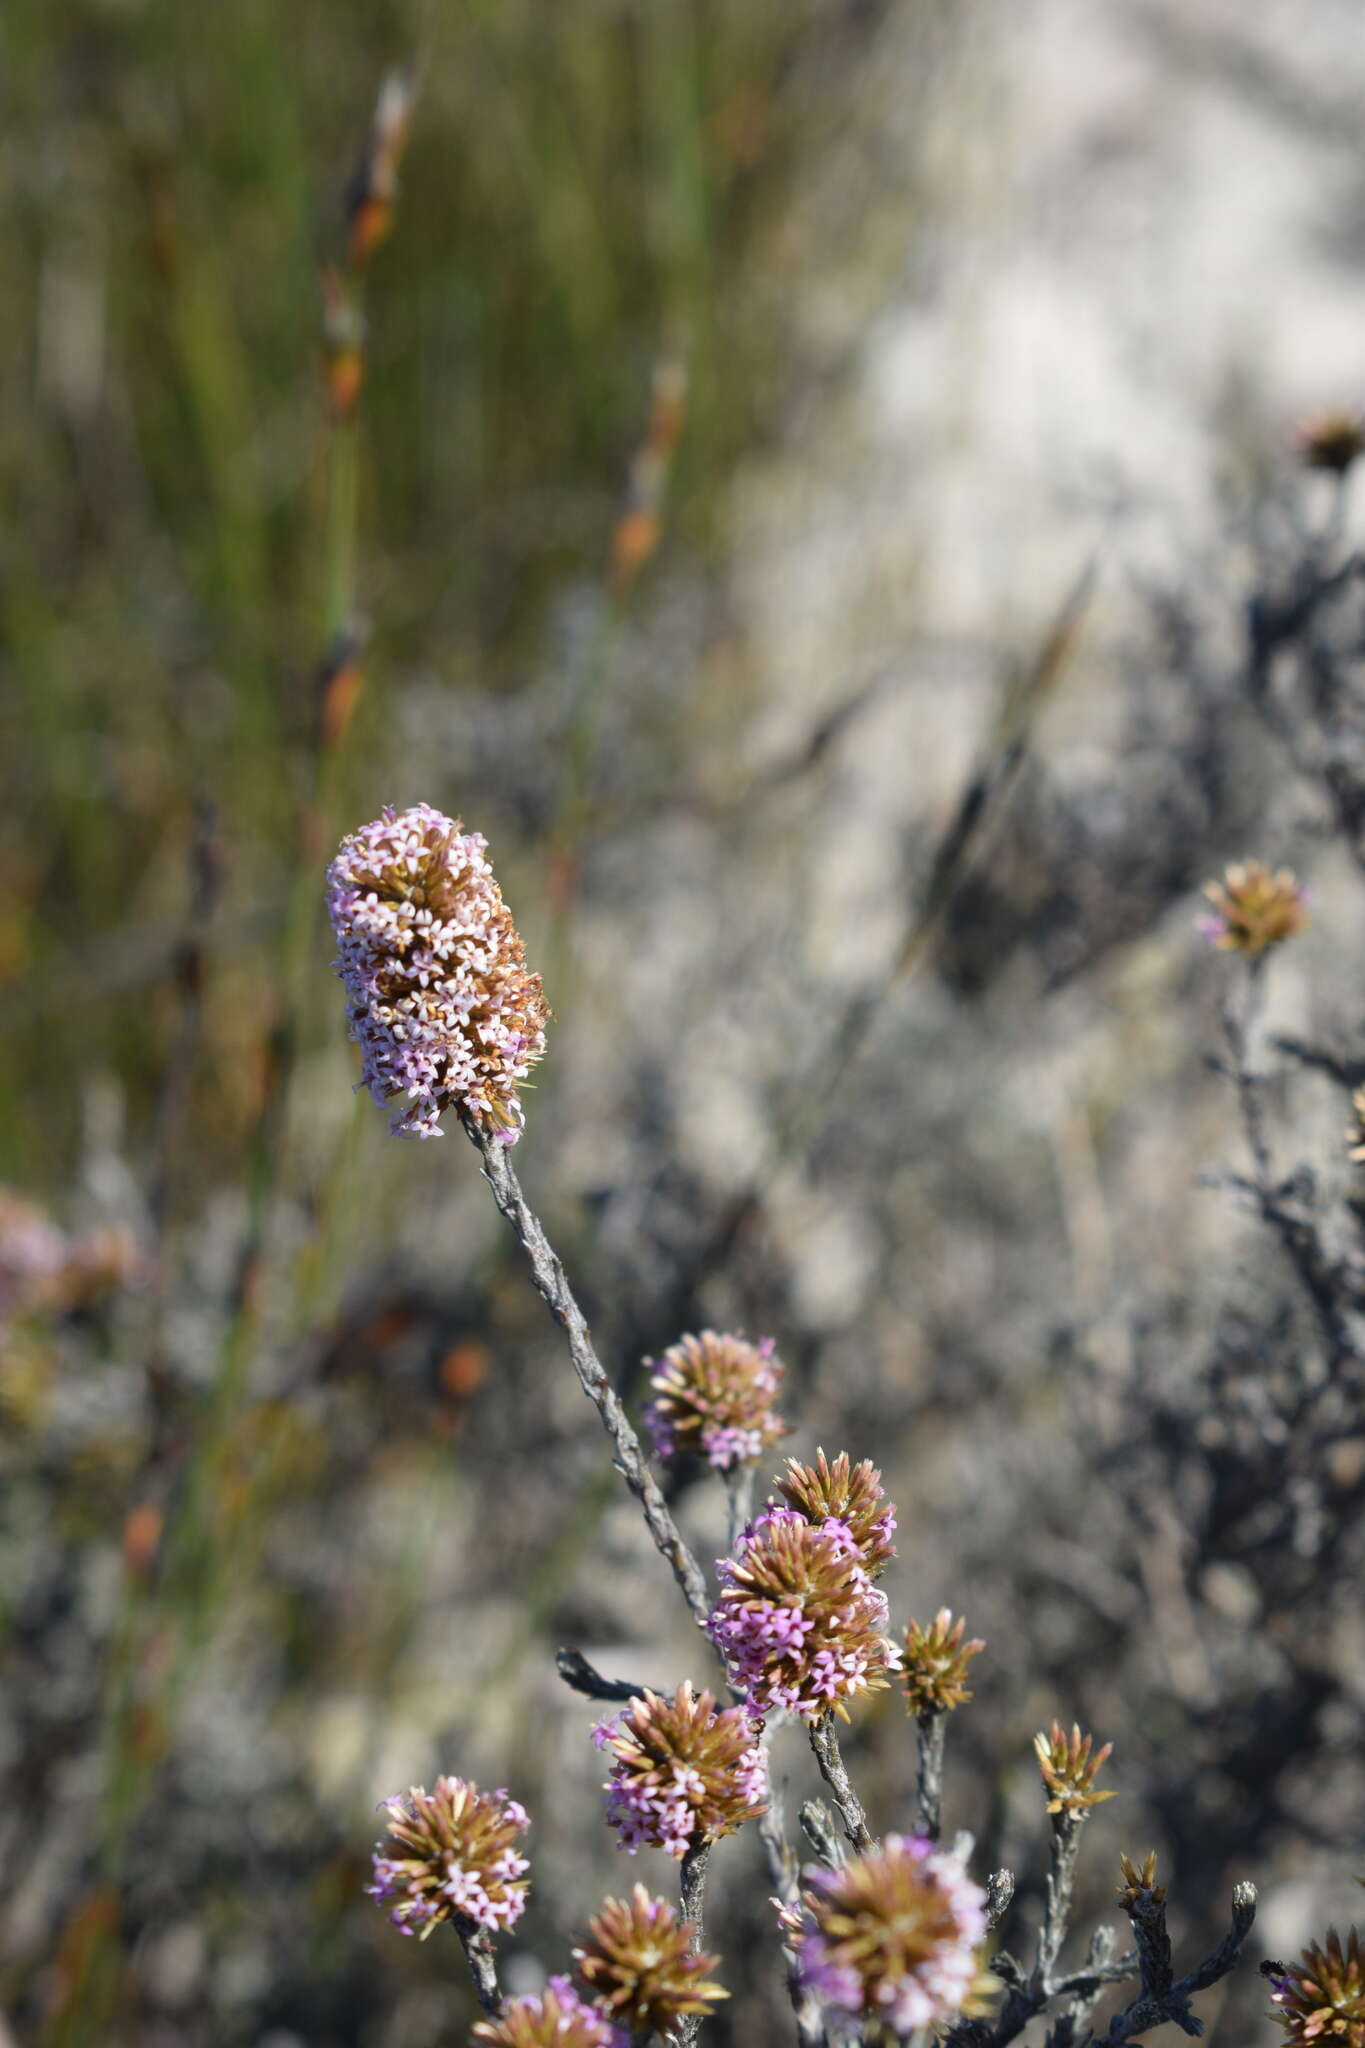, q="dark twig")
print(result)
[461,1114,712,1629]
[914,1712,947,1841]
[808,1716,874,1853]
[1095,1883,1256,2044]
[1045,1925,1122,2048]
[456,1922,503,2017]
[554,1647,650,1704]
